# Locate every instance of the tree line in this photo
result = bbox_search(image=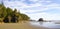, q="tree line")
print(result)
[0,4,30,23]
